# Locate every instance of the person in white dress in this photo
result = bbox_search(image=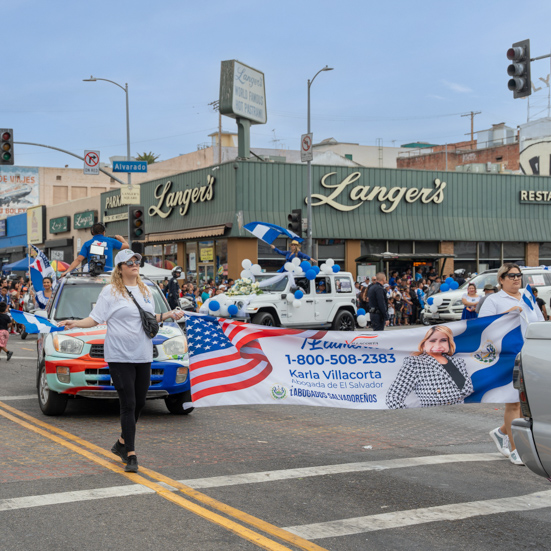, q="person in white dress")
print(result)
[479,263,544,465]
[461,282,480,320]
